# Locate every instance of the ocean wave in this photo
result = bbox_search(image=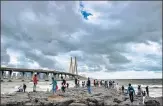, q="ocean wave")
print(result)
[132,84,162,88]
